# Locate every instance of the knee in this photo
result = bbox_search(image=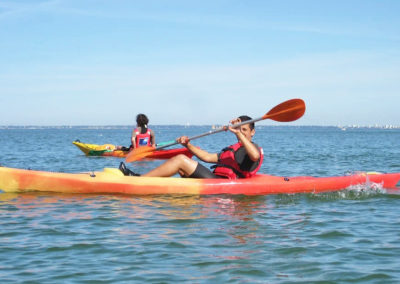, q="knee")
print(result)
[170,154,196,169]
[171,154,190,162]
